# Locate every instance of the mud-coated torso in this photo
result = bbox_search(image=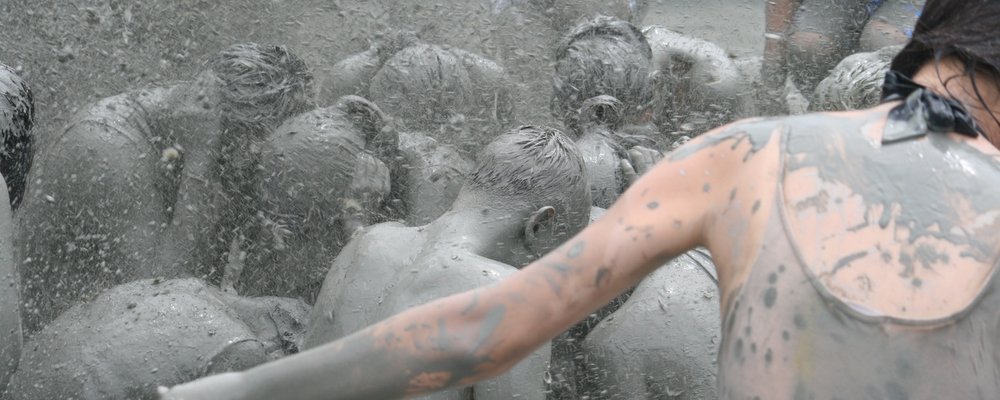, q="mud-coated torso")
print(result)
[718,112,1000,399]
